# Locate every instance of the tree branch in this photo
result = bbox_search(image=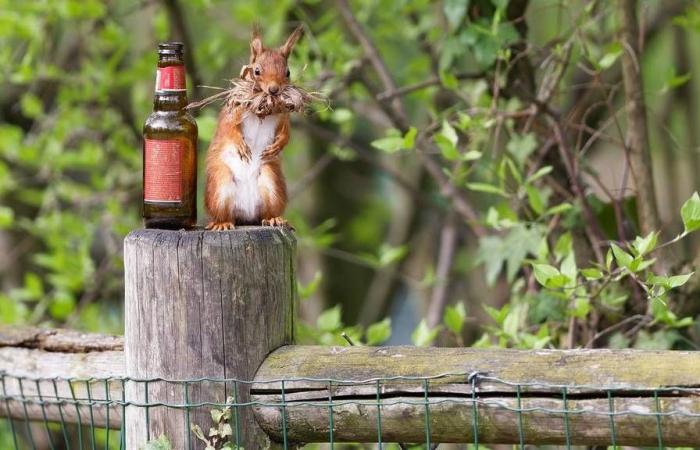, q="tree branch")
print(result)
[336,0,408,126]
[618,0,660,236]
[426,212,459,329]
[376,71,485,101]
[335,0,486,237]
